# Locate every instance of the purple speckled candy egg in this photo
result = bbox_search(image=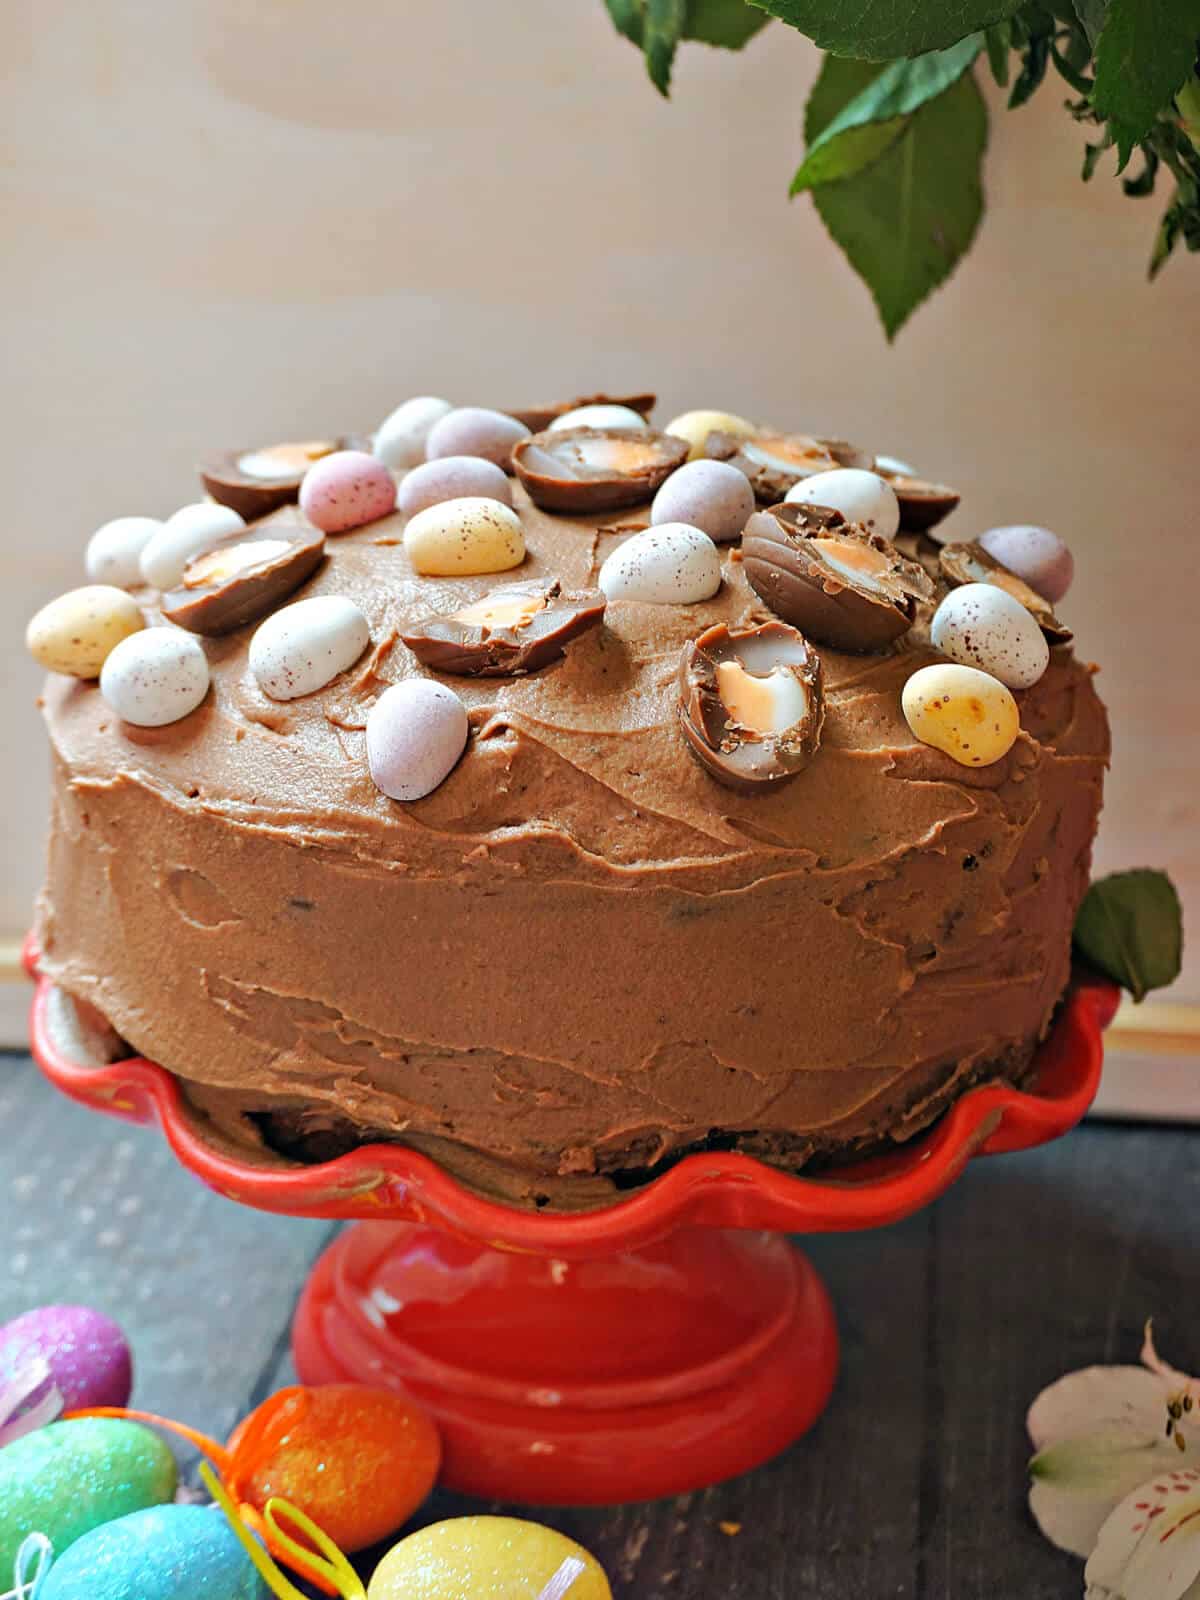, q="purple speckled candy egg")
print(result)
[0,1306,132,1413]
[367,680,469,802]
[397,456,513,519]
[424,407,530,468]
[299,450,397,534]
[978,524,1074,603]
